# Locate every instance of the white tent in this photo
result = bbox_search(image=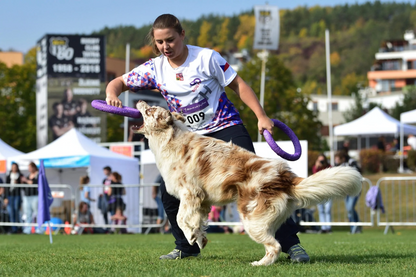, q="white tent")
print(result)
[0,138,24,178]
[399,109,416,172]
[334,107,416,137]
[8,128,140,231]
